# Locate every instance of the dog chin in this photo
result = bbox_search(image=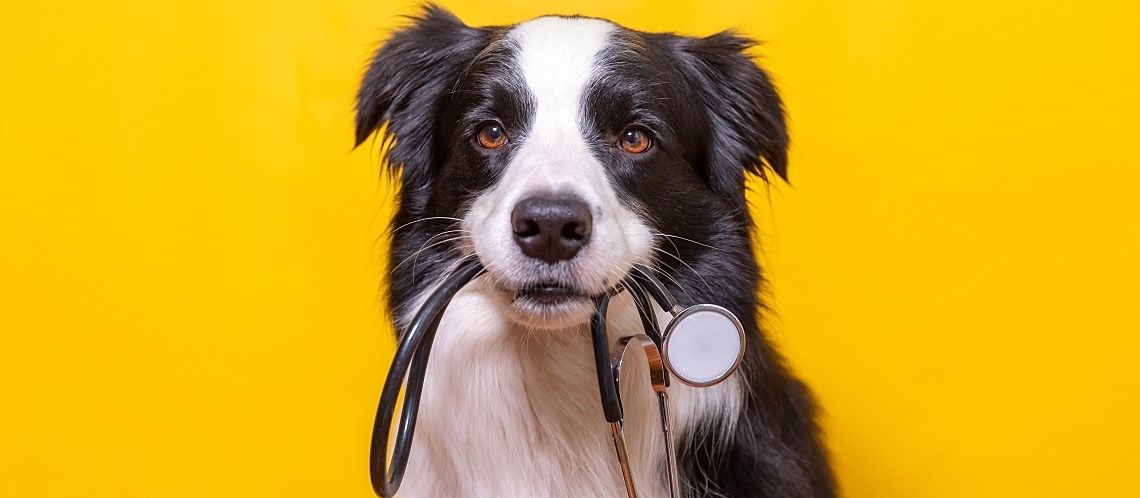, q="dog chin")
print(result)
[500,292,597,331]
